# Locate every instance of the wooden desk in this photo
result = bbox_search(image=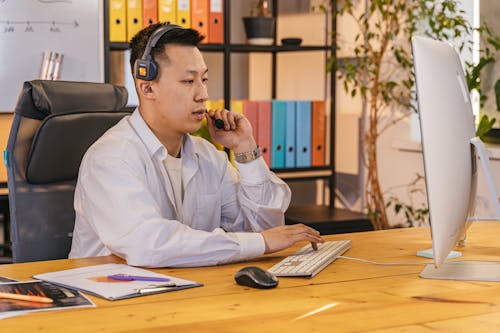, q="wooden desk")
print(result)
[1,222,500,332]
